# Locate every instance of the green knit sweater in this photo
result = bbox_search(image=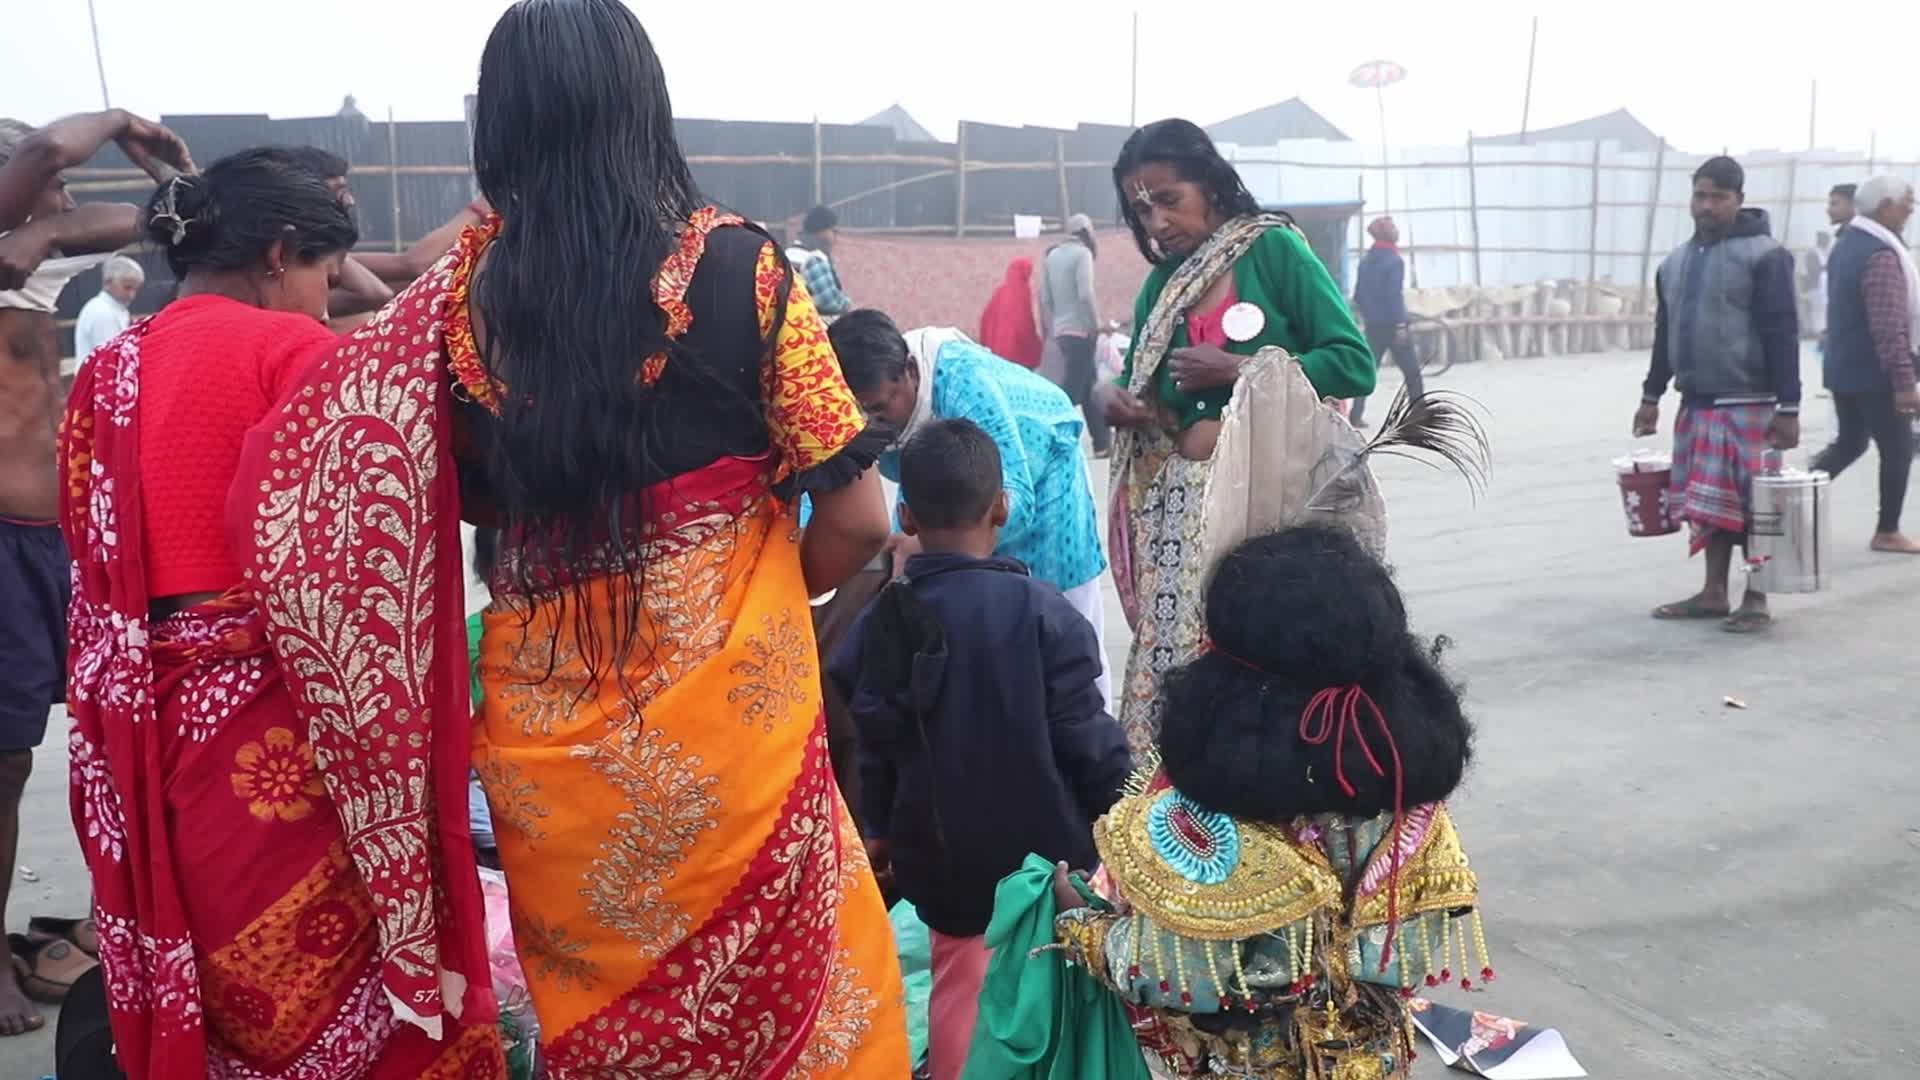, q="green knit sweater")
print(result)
[1119,225,1376,430]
